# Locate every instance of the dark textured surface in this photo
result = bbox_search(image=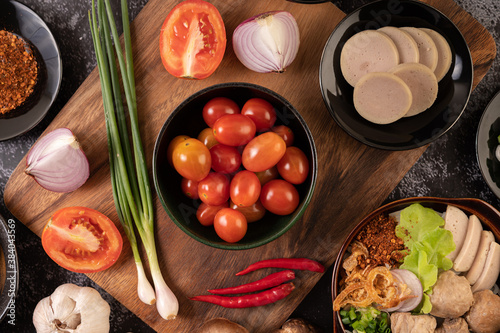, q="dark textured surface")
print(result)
[0,0,498,332]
